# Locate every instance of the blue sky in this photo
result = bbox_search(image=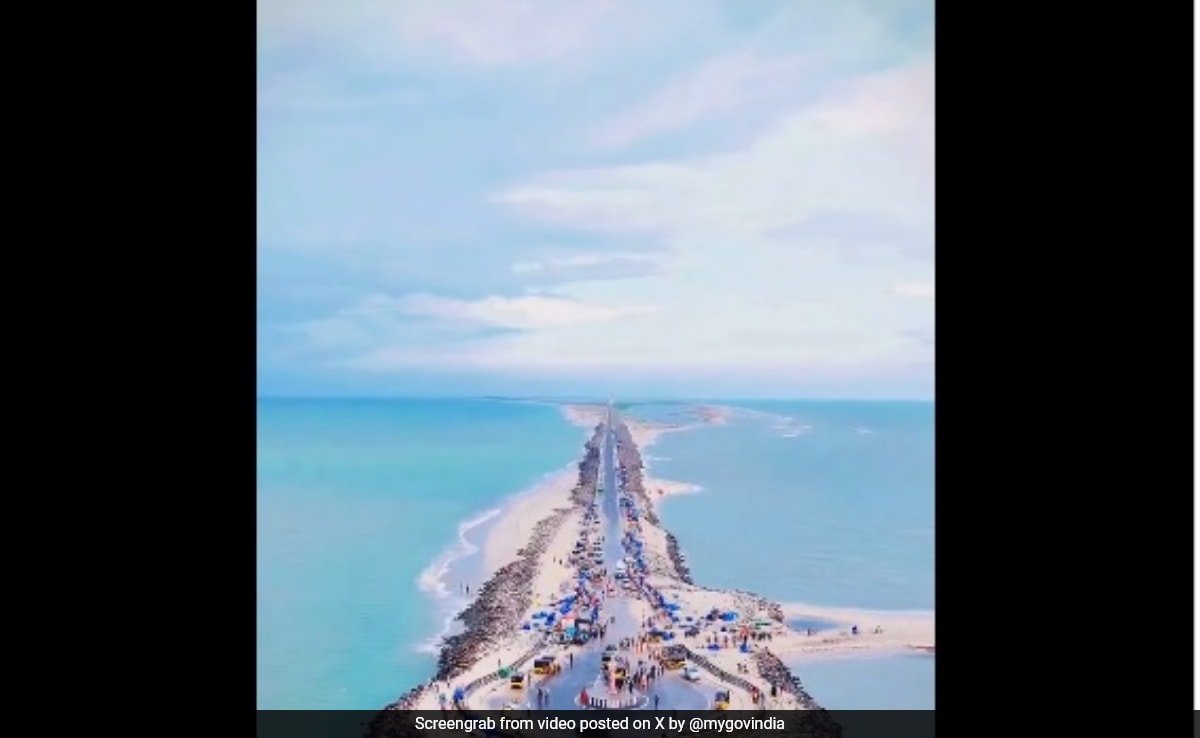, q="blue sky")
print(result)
[257,0,934,399]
